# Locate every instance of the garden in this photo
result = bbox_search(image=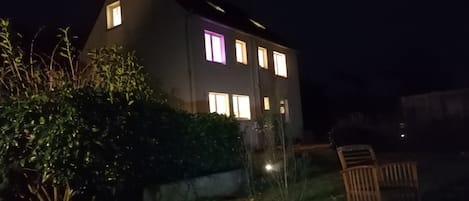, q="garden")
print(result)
[0,19,345,201]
